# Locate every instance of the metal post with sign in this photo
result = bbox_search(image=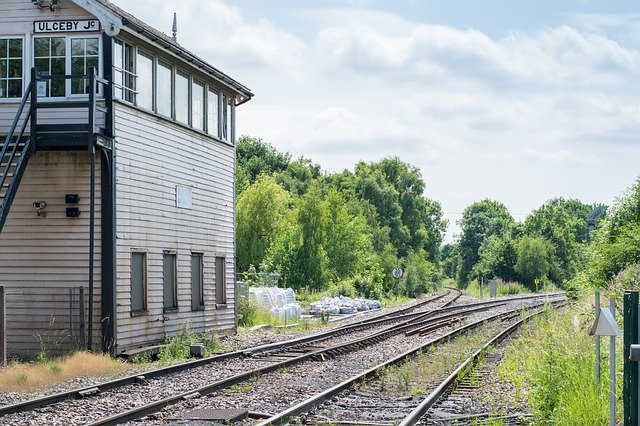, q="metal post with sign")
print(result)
[591,299,622,426]
[392,267,403,301]
[624,291,639,426]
